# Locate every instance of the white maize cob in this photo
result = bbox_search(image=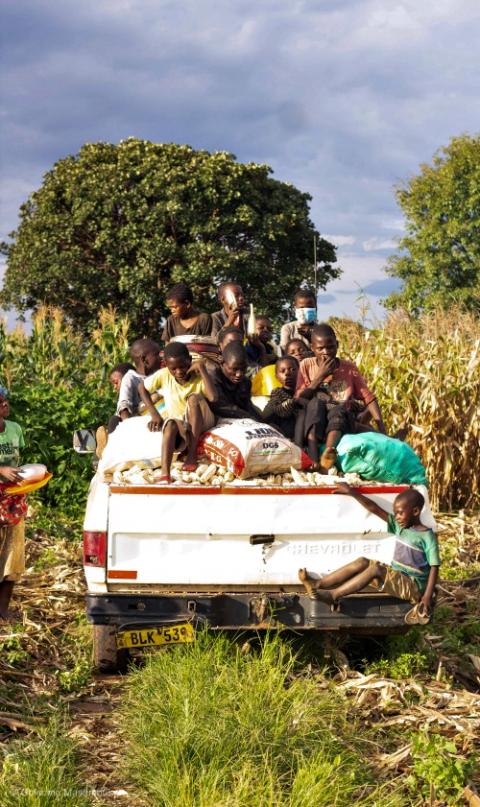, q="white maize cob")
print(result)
[290,467,308,486]
[199,463,217,483]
